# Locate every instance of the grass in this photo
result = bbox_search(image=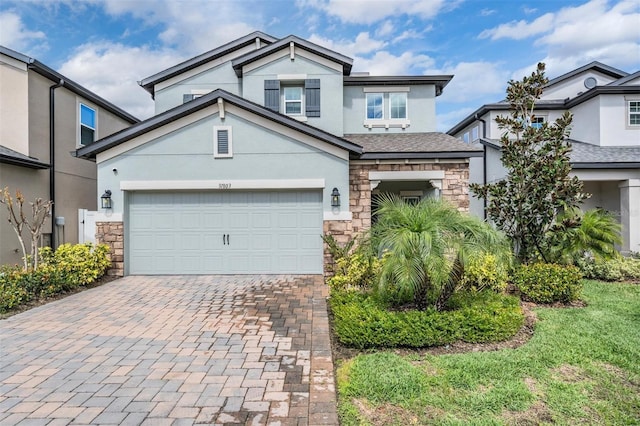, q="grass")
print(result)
[336,280,640,425]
